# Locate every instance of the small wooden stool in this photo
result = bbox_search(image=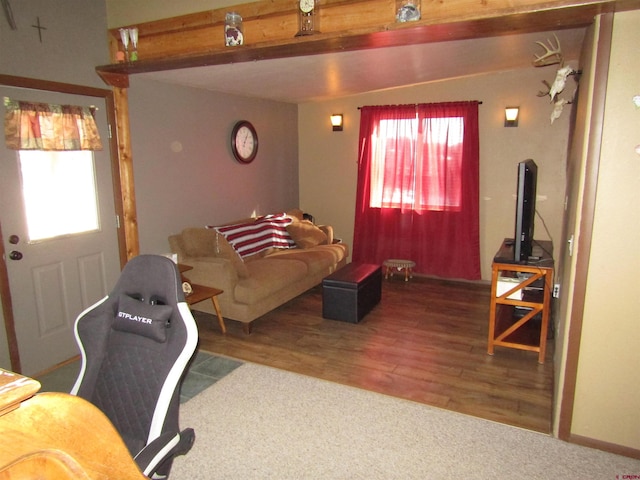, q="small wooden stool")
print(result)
[383,259,416,282]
